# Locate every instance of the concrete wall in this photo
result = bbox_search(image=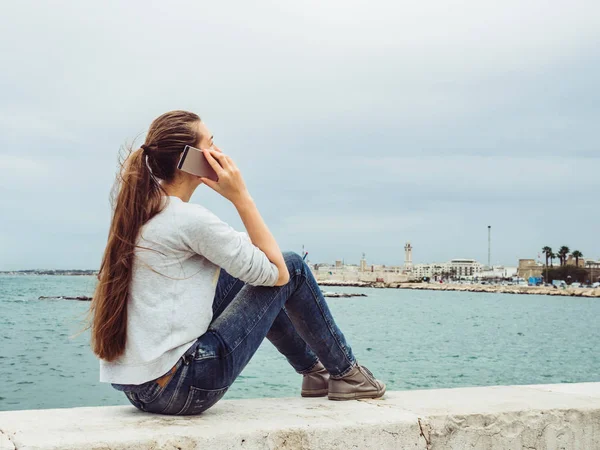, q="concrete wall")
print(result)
[312,267,410,284]
[1,382,600,449]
